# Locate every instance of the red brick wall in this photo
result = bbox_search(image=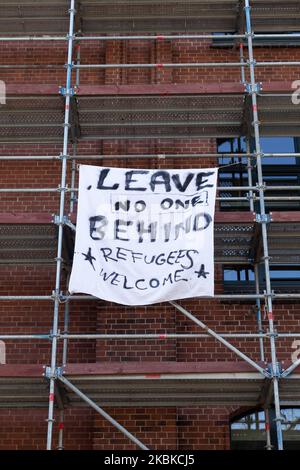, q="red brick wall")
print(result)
[0,36,299,450]
[0,409,94,450]
[2,40,300,86]
[93,408,177,450]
